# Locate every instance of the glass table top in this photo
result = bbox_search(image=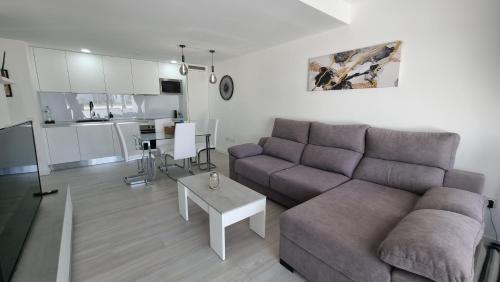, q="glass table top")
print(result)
[135,131,210,141]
